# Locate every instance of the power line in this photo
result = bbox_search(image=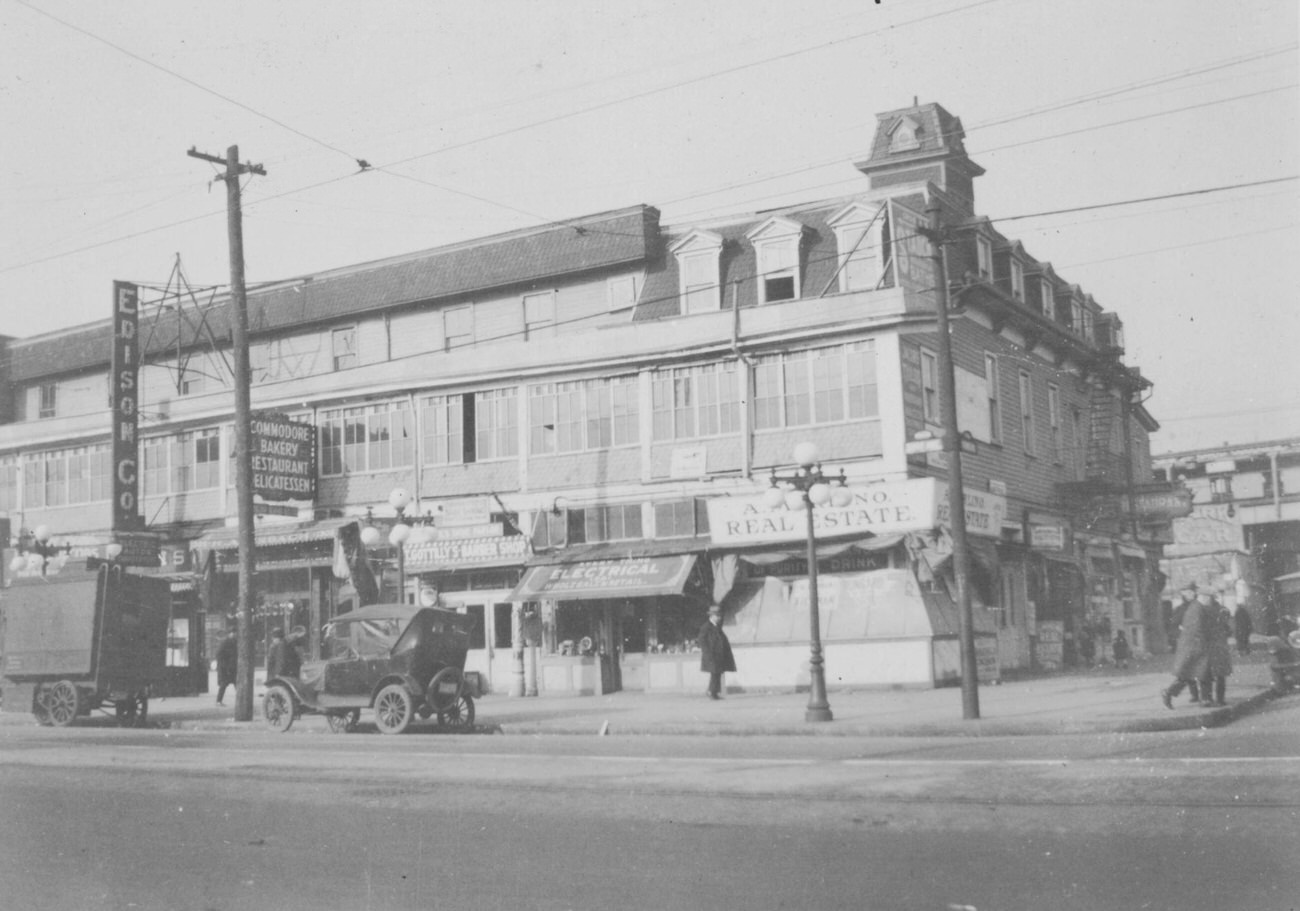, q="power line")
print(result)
[12,0,370,171]
[991,176,1300,225]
